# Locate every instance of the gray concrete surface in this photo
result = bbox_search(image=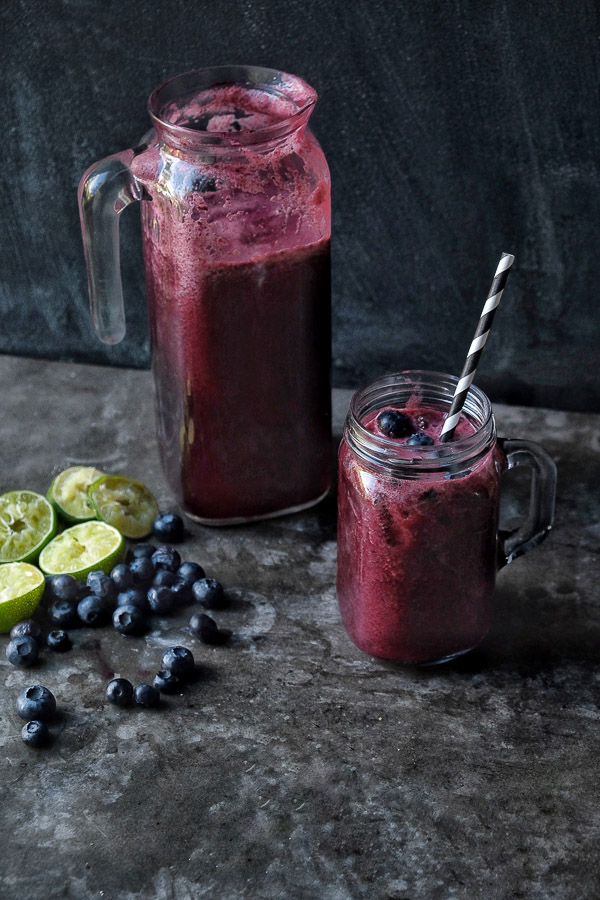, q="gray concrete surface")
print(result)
[0,356,598,899]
